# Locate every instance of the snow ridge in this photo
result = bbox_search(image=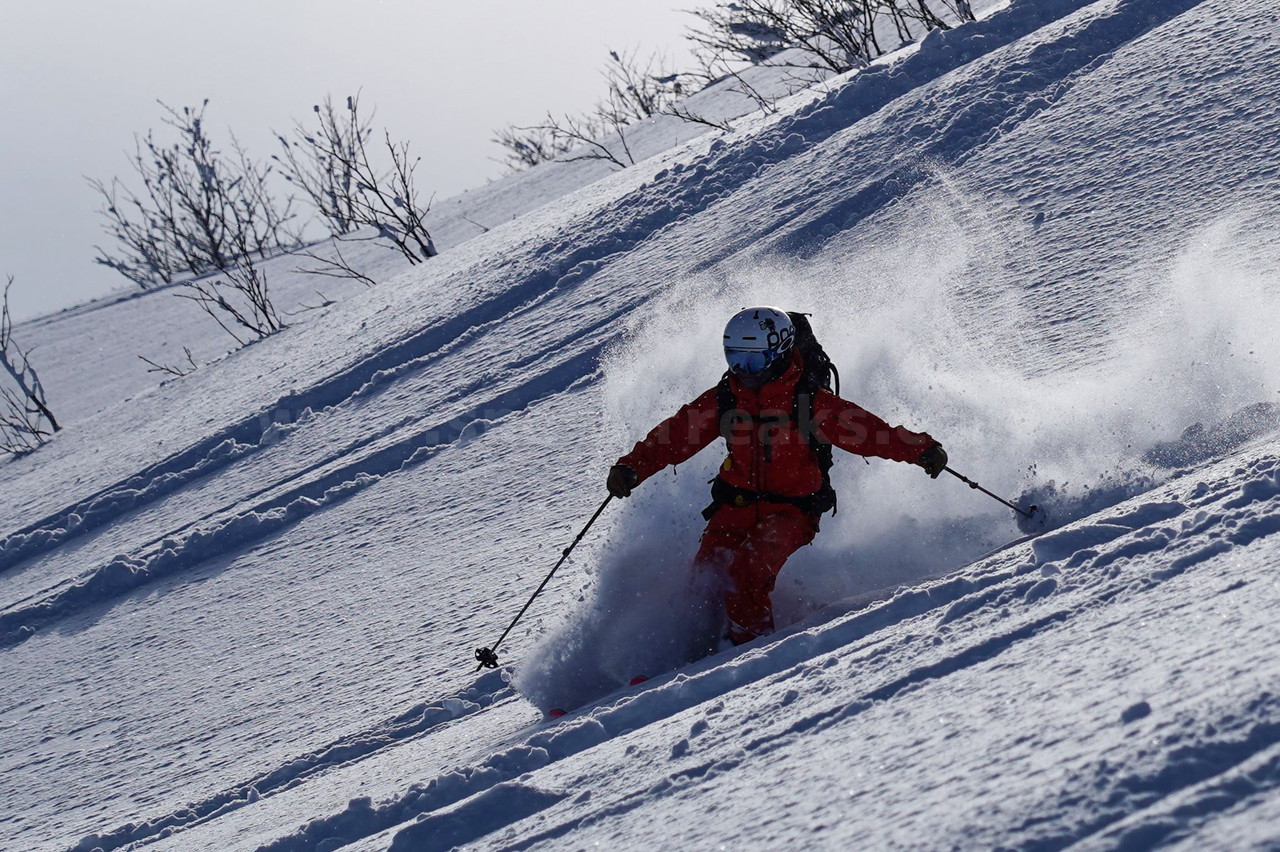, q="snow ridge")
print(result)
[0,259,609,572]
